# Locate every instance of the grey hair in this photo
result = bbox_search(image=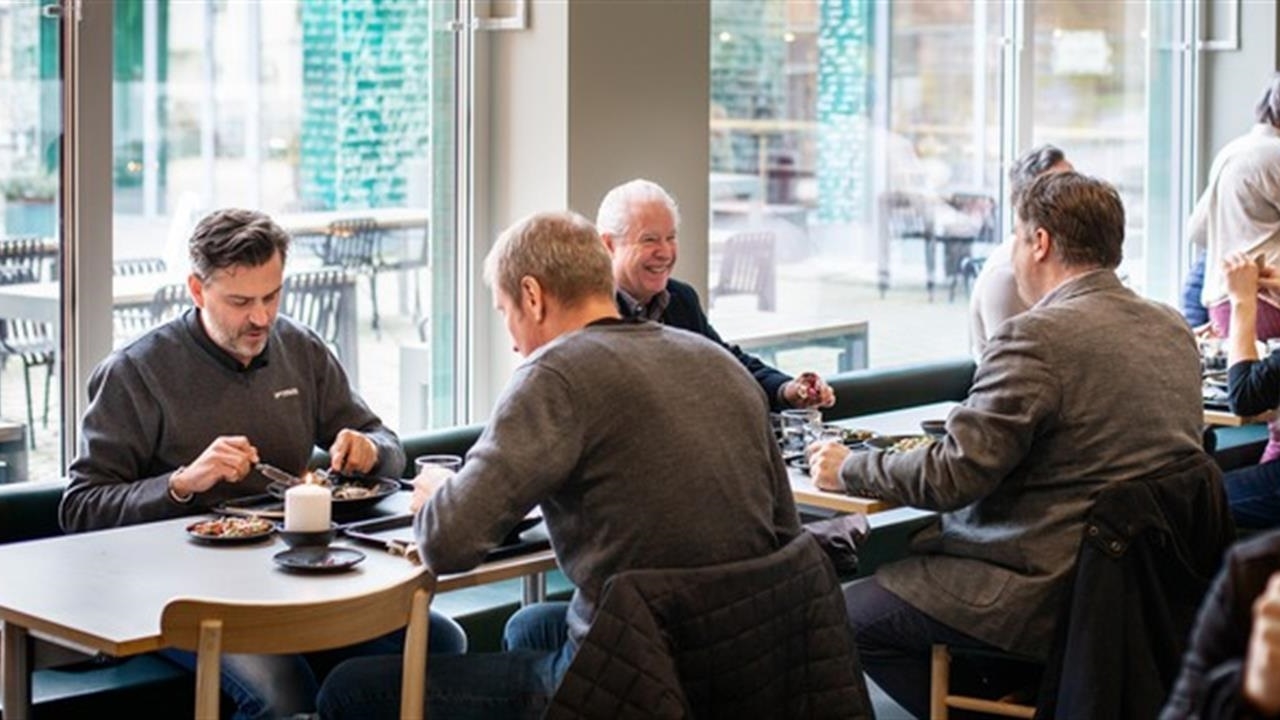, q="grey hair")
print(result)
[189,208,290,281]
[595,179,681,237]
[1015,172,1124,270]
[483,210,615,306]
[1008,145,1067,207]
[1256,72,1280,127]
